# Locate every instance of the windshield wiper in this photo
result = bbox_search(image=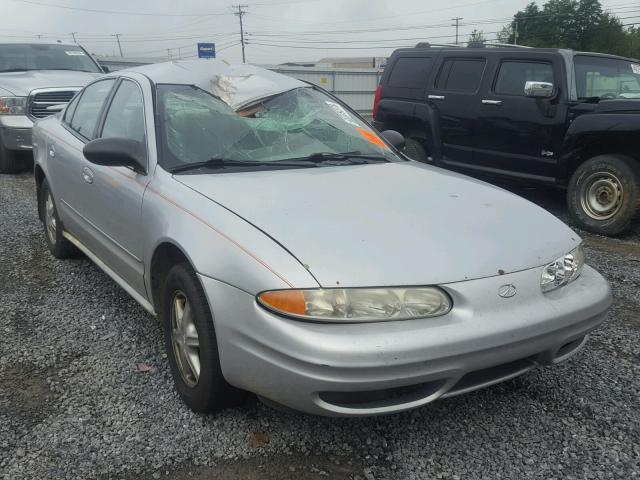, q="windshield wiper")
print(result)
[169,157,315,174]
[295,151,390,164]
